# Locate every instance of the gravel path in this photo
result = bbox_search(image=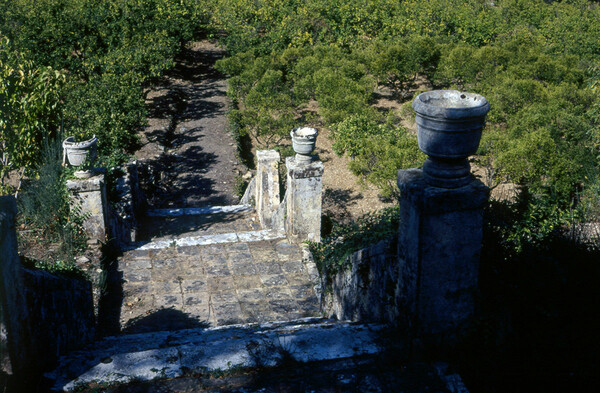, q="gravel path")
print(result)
[136,41,245,209]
